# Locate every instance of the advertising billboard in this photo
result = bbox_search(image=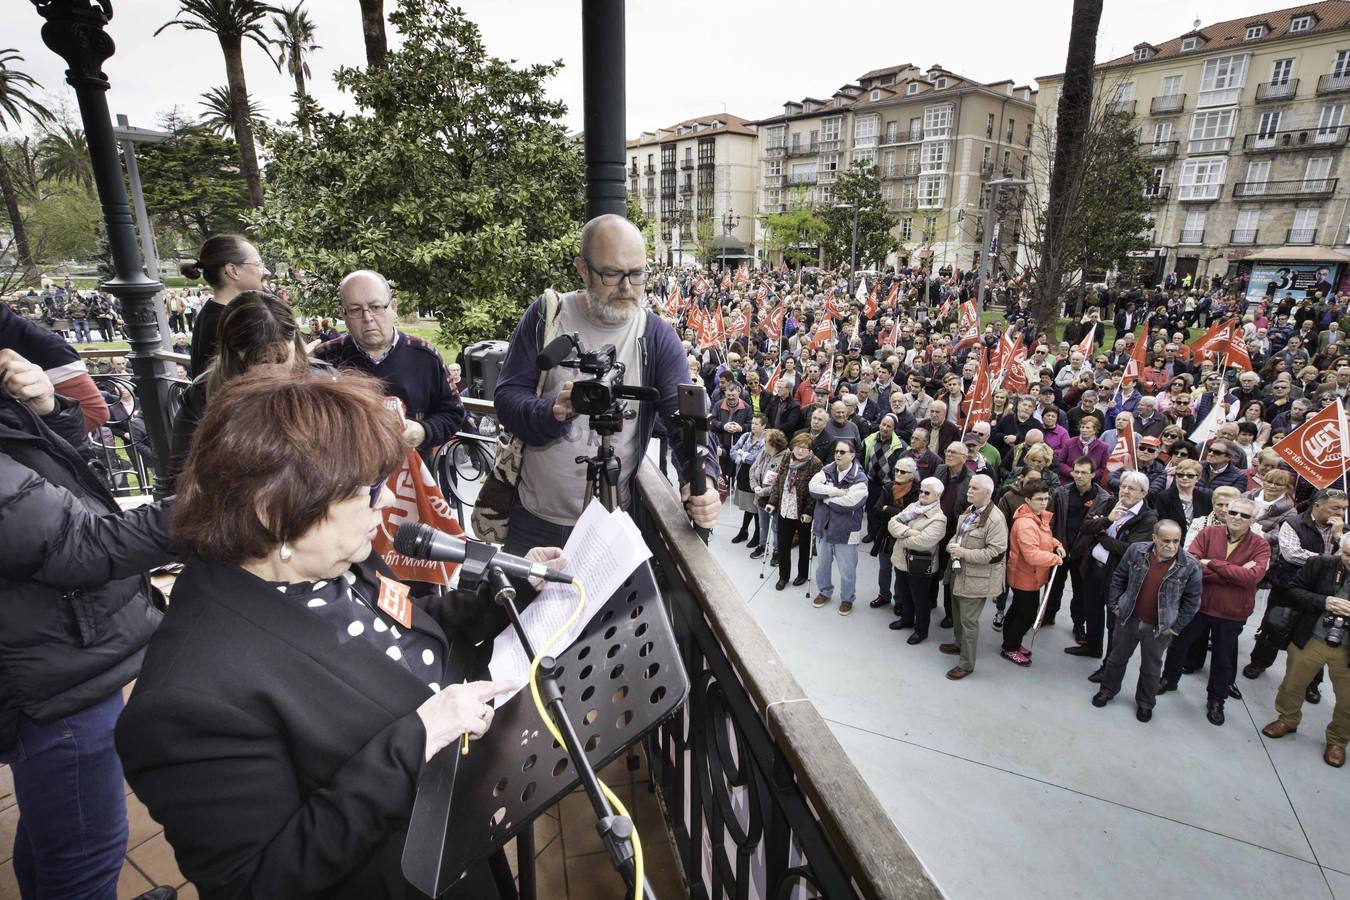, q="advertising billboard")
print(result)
[1245,261,1340,304]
